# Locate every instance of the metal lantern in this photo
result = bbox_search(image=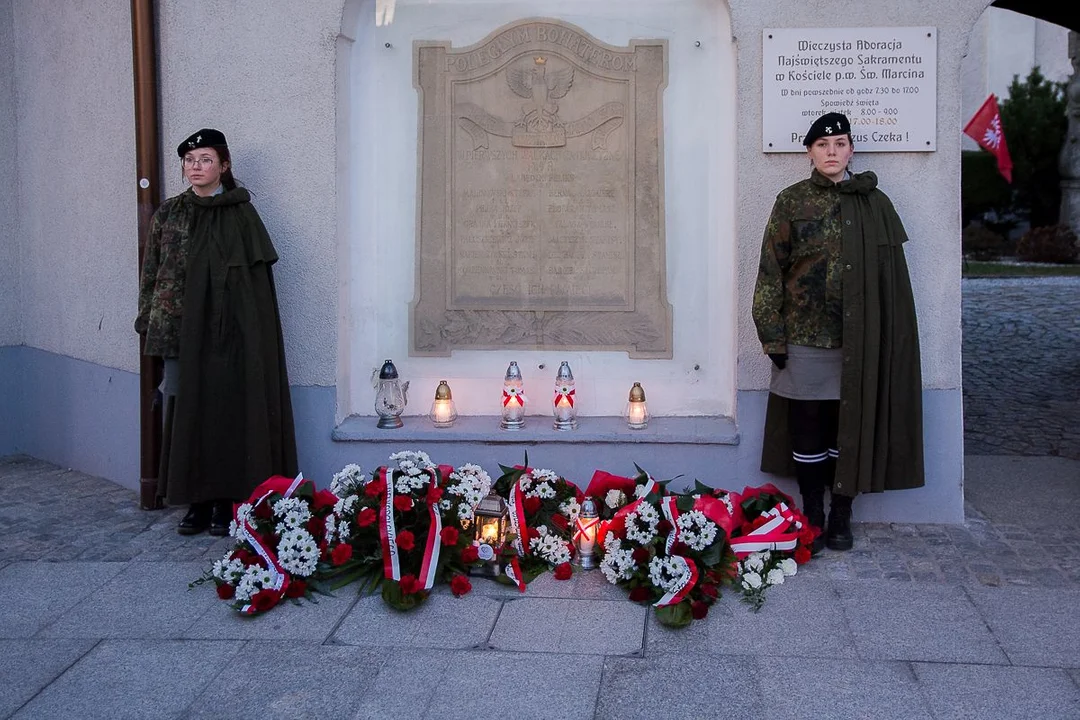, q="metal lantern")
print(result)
[500,361,527,430]
[374,359,410,429]
[470,492,509,577]
[428,380,457,428]
[552,361,577,431]
[624,381,649,430]
[573,497,600,569]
